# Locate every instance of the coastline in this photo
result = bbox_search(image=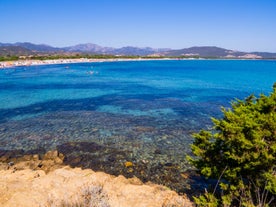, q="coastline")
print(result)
[1,57,272,69]
[0,58,177,69]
